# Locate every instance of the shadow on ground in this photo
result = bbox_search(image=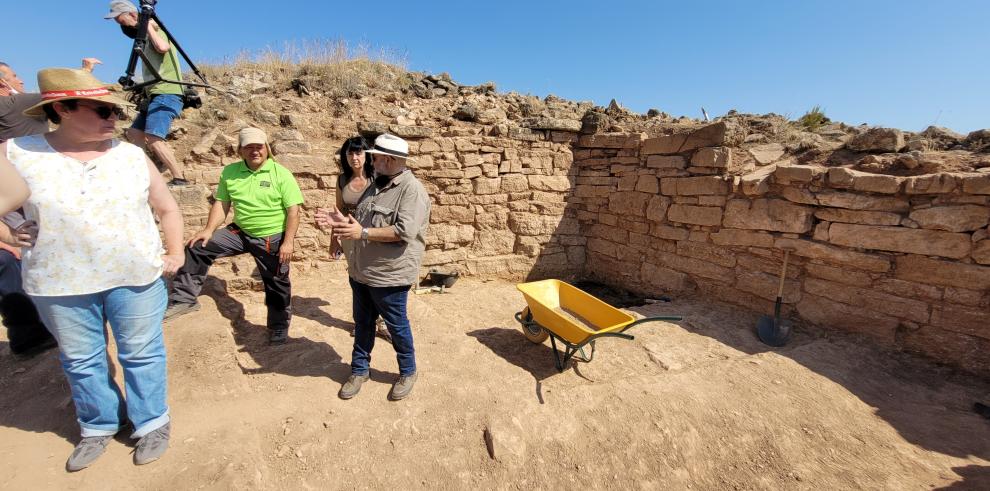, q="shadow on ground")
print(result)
[202,278,395,385]
[626,298,990,482]
[0,340,81,443]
